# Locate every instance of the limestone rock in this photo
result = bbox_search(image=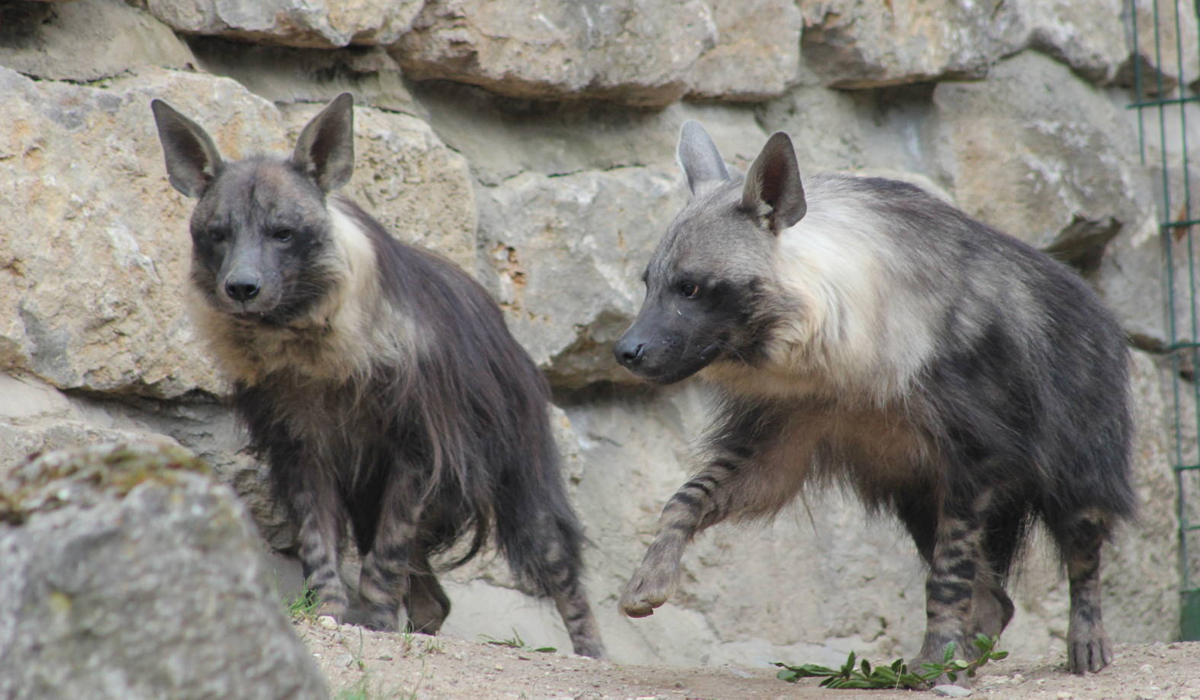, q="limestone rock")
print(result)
[0,67,277,399]
[414,85,769,185]
[685,0,803,101]
[1007,0,1127,84]
[0,0,196,82]
[799,0,1013,88]
[188,38,418,113]
[0,442,327,700]
[1119,0,1200,94]
[476,167,683,389]
[391,0,717,107]
[926,52,1149,257]
[141,0,424,48]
